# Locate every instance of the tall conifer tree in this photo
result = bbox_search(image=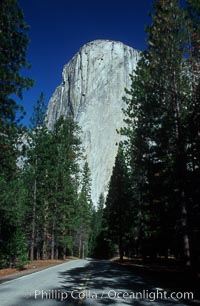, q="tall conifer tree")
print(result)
[105,146,132,261]
[0,0,33,266]
[122,0,194,265]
